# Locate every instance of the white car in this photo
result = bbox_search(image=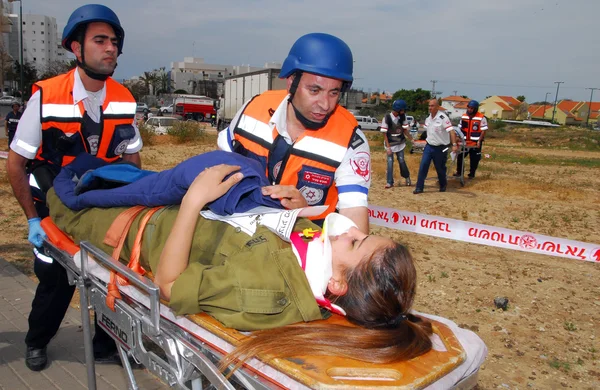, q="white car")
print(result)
[136,102,149,112]
[354,115,380,131]
[158,104,173,115]
[145,116,178,135]
[0,96,20,106]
